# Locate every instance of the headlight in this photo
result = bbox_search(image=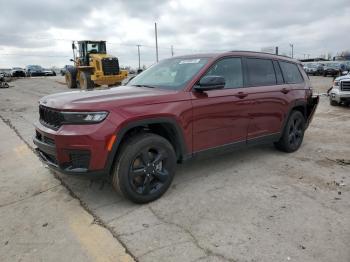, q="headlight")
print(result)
[61,111,108,124]
[333,81,339,86]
